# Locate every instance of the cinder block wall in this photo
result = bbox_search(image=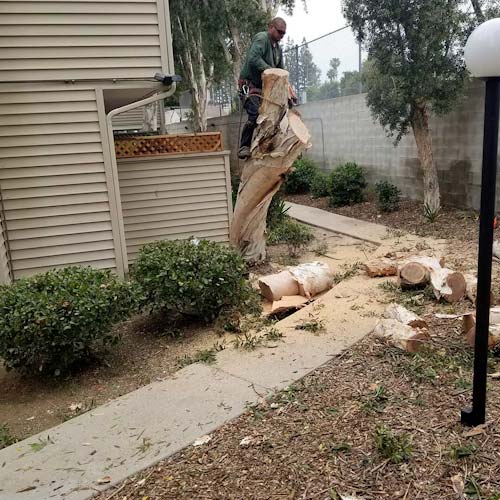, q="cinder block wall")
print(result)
[207,80,497,210]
